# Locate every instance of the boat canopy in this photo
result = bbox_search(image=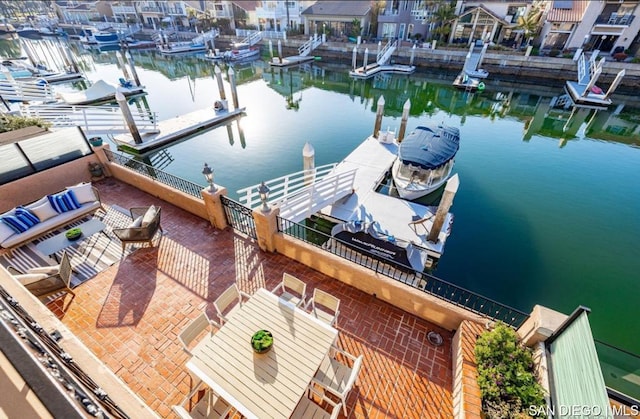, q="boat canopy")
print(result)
[398,125,460,170]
